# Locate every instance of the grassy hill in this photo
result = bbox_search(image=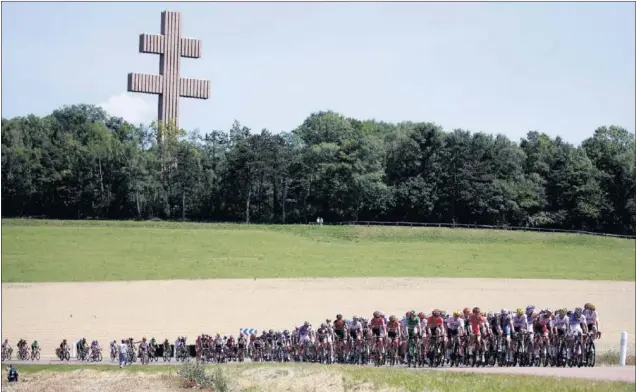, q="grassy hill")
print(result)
[2,219,634,282]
